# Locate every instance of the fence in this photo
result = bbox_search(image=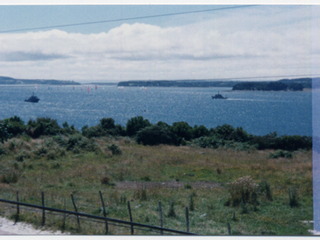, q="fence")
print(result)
[0,191,198,235]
